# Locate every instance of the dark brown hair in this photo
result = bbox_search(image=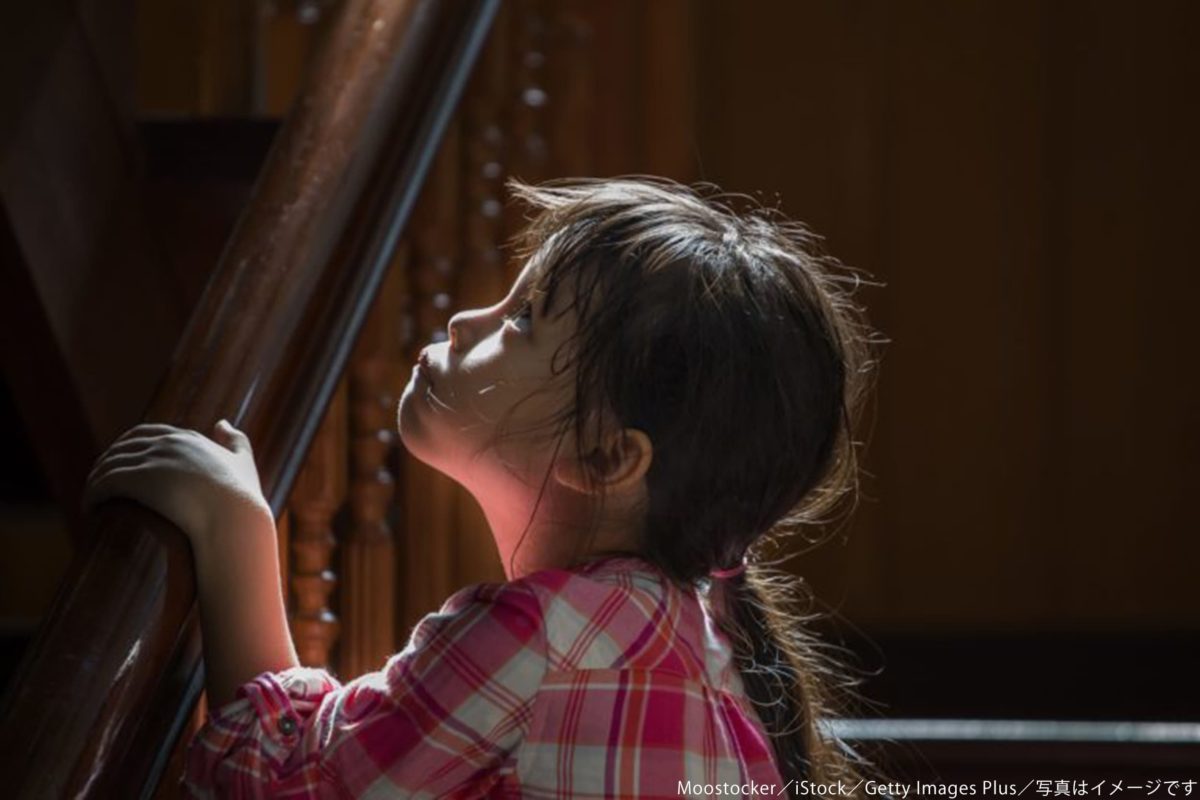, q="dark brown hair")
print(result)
[489,175,887,793]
